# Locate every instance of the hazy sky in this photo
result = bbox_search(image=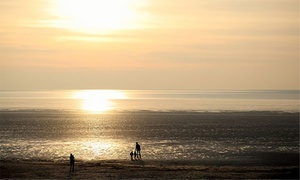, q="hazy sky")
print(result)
[0,0,299,90]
